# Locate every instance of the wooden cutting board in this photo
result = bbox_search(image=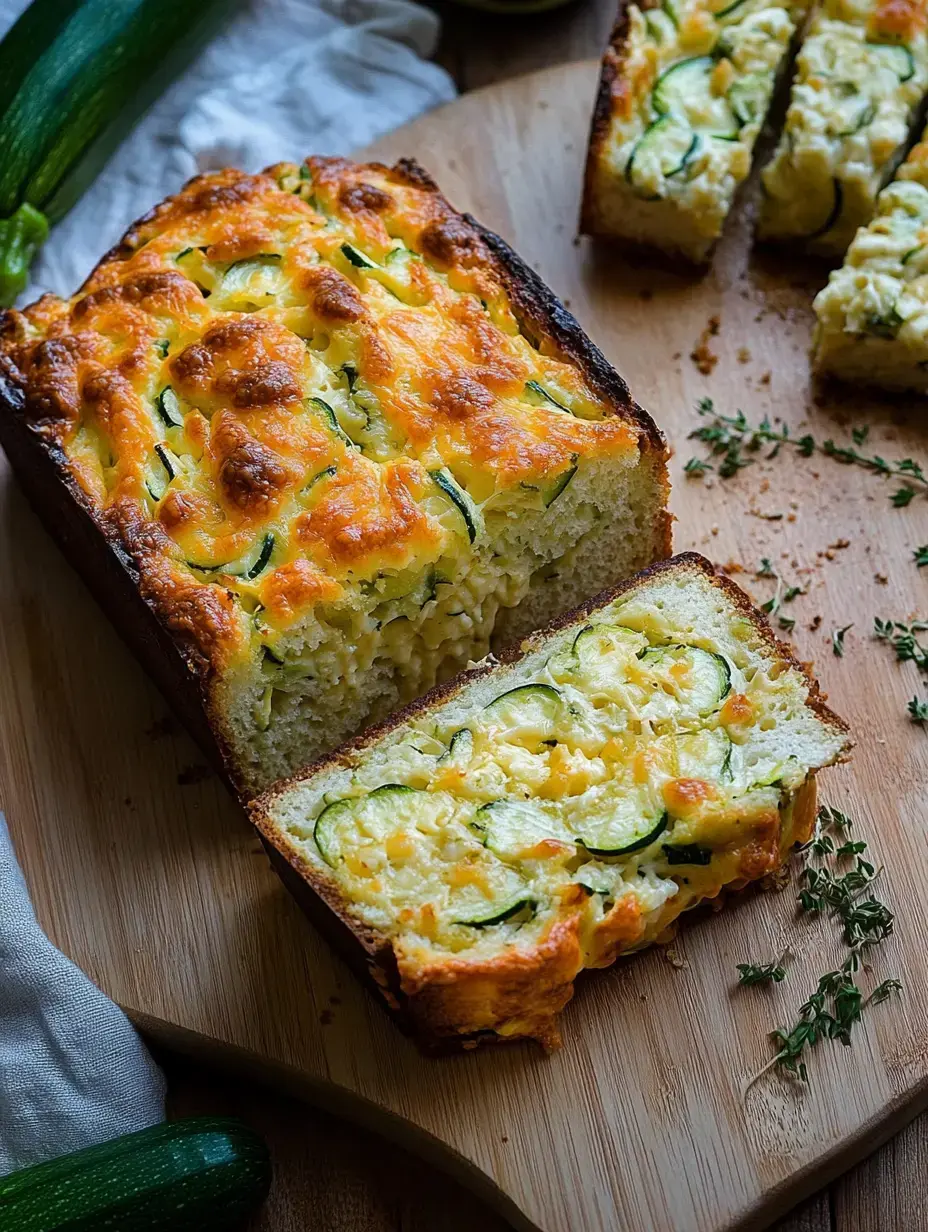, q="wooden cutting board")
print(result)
[3,59,928,1232]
